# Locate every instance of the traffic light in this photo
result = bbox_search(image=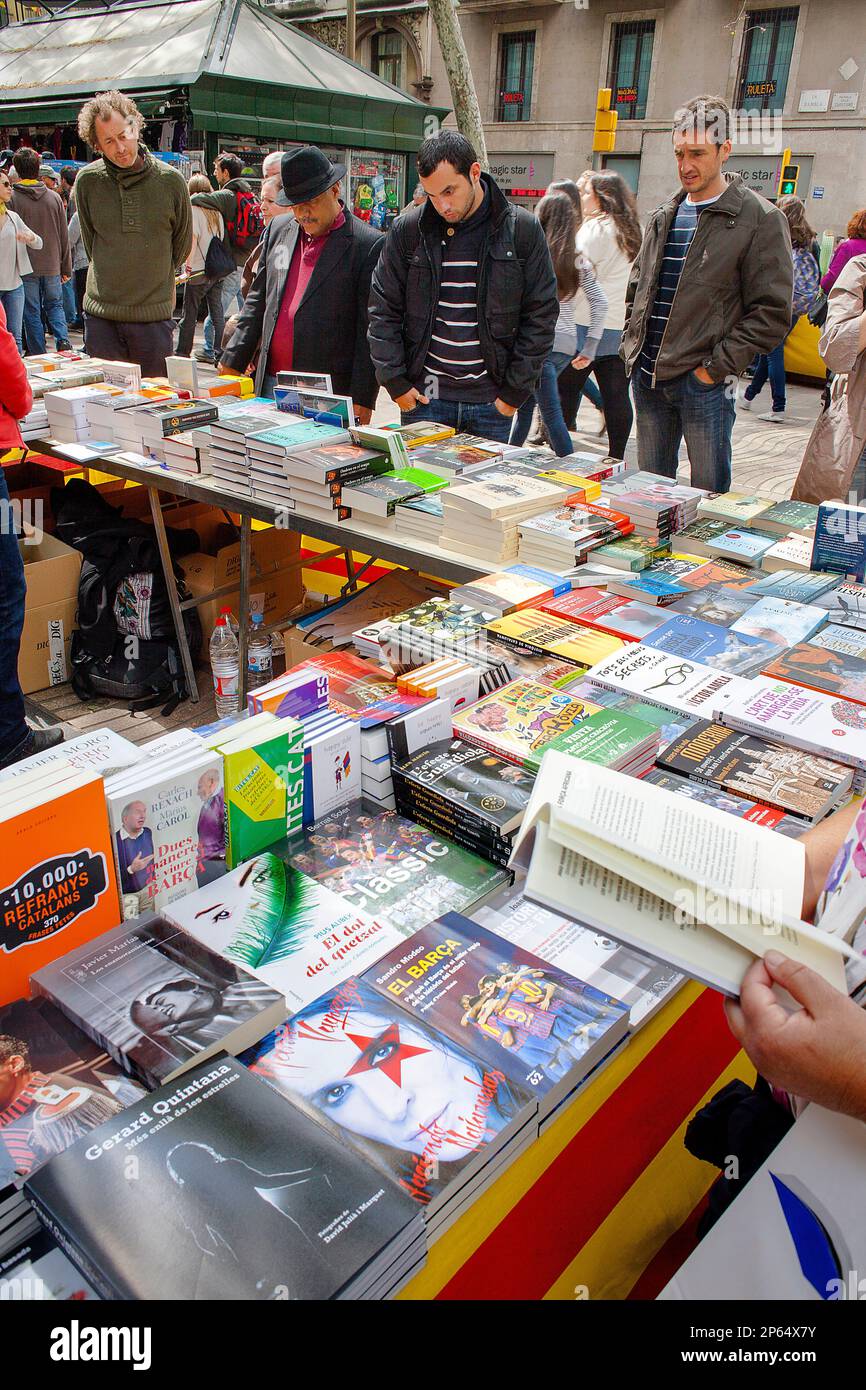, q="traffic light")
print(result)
[593,88,618,154]
[776,147,797,197]
[778,164,800,196]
